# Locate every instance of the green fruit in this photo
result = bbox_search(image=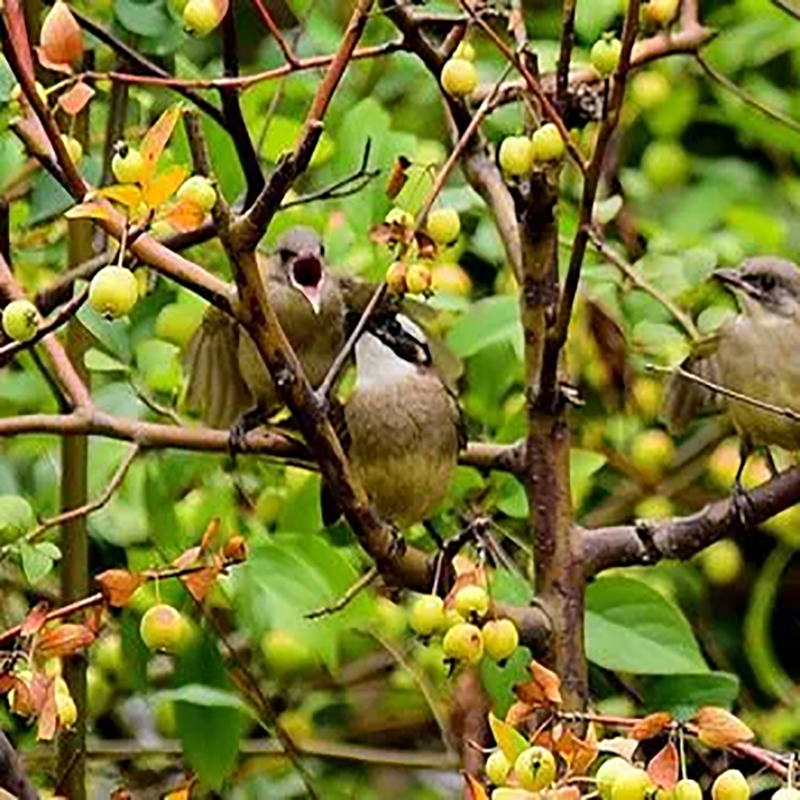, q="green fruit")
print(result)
[139,604,191,654]
[183,0,223,37]
[432,263,472,296]
[611,767,652,800]
[153,698,177,737]
[409,594,446,637]
[385,207,414,227]
[486,748,512,785]
[441,58,478,97]
[278,708,313,742]
[136,339,183,394]
[642,140,689,189]
[632,377,662,422]
[629,429,675,476]
[426,207,461,245]
[442,622,484,664]
[499,136,535,176]
[2,299,39,342]
[597,757,633,800]
[373,597,407,640]
[698,539,743,587]
[61,134,83,164]
[94,633,123,678]
[261,629,318,677]
[86,665,113,718]
[675,780,703,800]
[111,142,145,184]
[177,175,217,212]
[155,302,203,348]
[634,496,674,520]
[591,36,622,77]
[531,123,566,162]
[711,770,750,800]
[631,71,671,109]
[454,584,490,620]
[0,495,34,544]
[482,618,519,663]
[89,266,139,319]
[514,746,557,792]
